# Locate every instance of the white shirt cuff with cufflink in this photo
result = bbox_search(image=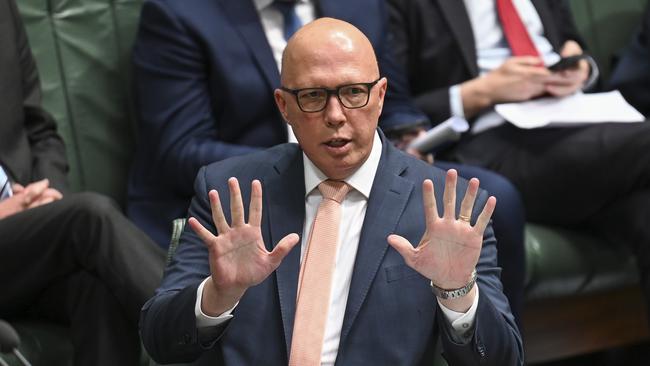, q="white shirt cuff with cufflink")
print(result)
[437,286,479,338]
